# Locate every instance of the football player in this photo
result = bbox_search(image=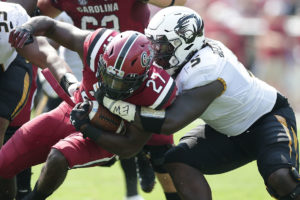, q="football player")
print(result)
[37,0,186,32]
[4,16,179,200]
[35,0,186,199]
[95,6,300,200]
[75,30,181,200]
[0,2,78,200]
